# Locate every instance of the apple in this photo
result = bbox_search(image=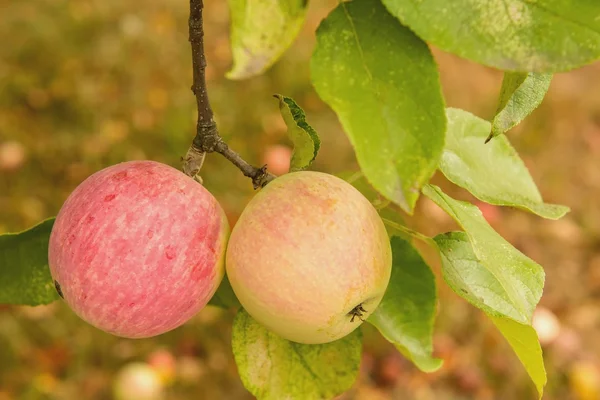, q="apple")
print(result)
[48,160,229,338]
[570,361,600,400]
[532,307,561,346]
[147,348,176,384]
[113,362,164,400]
[475,201,500,225]
[261,144,292,175]
[226,171,392,344]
